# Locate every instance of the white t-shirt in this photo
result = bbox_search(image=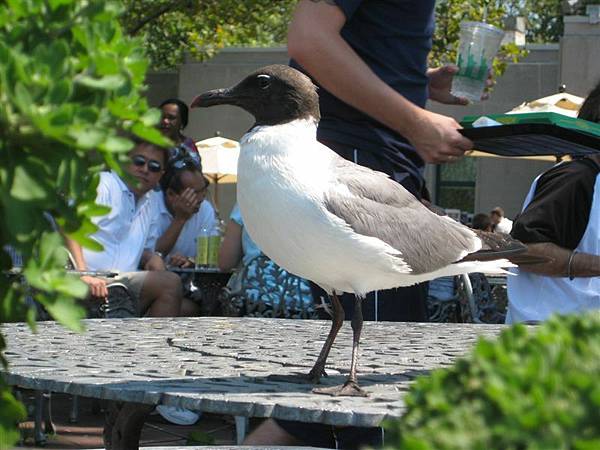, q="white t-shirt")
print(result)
[83,171,159,272]
[507,173,600,323]
[151,194,218,259]
[495,217,513,234]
